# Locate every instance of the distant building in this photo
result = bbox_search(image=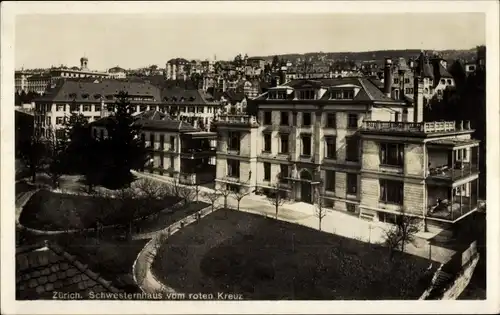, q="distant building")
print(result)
[107,66,127,79]
[15,71,32,93]
[49,57,110,82]
[165,58,190,80]
[33,78,162,139]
